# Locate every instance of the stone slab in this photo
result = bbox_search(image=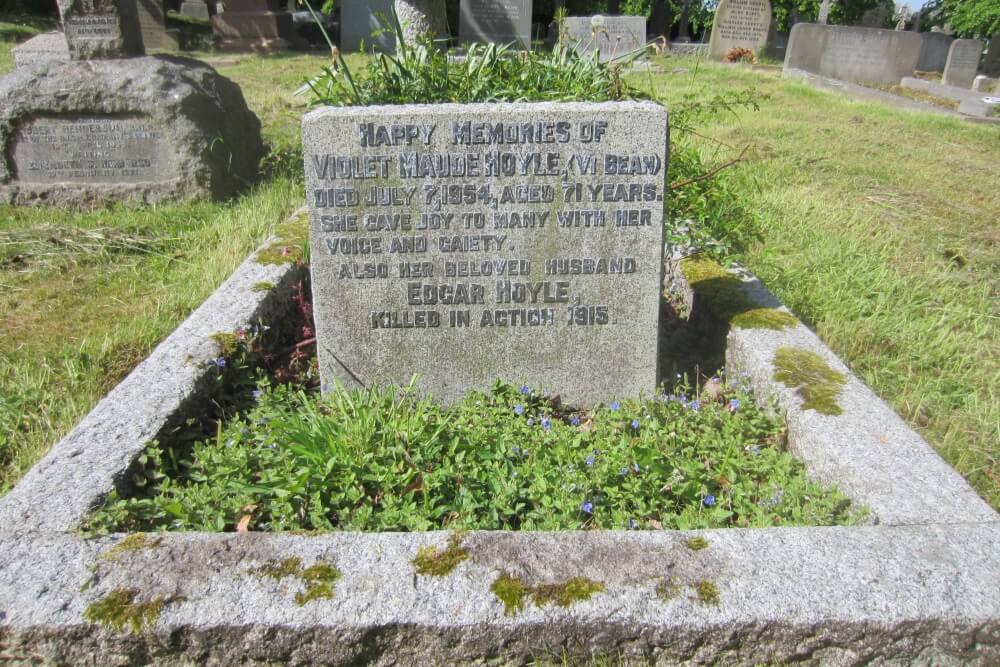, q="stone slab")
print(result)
[943,38,982,89]
[339,0,394,52]
[57,0,144,59]
[459,0,532,47]
[707,0,771,61]
[0,56,264,206]
[901,76,1000,117]
[302,102,668,407]
[783,23,922,86]
[9,31,69,69]
[563,15,647,62]
[136,0,179,51]
[916,30,953,72]
[180,0,212,20]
